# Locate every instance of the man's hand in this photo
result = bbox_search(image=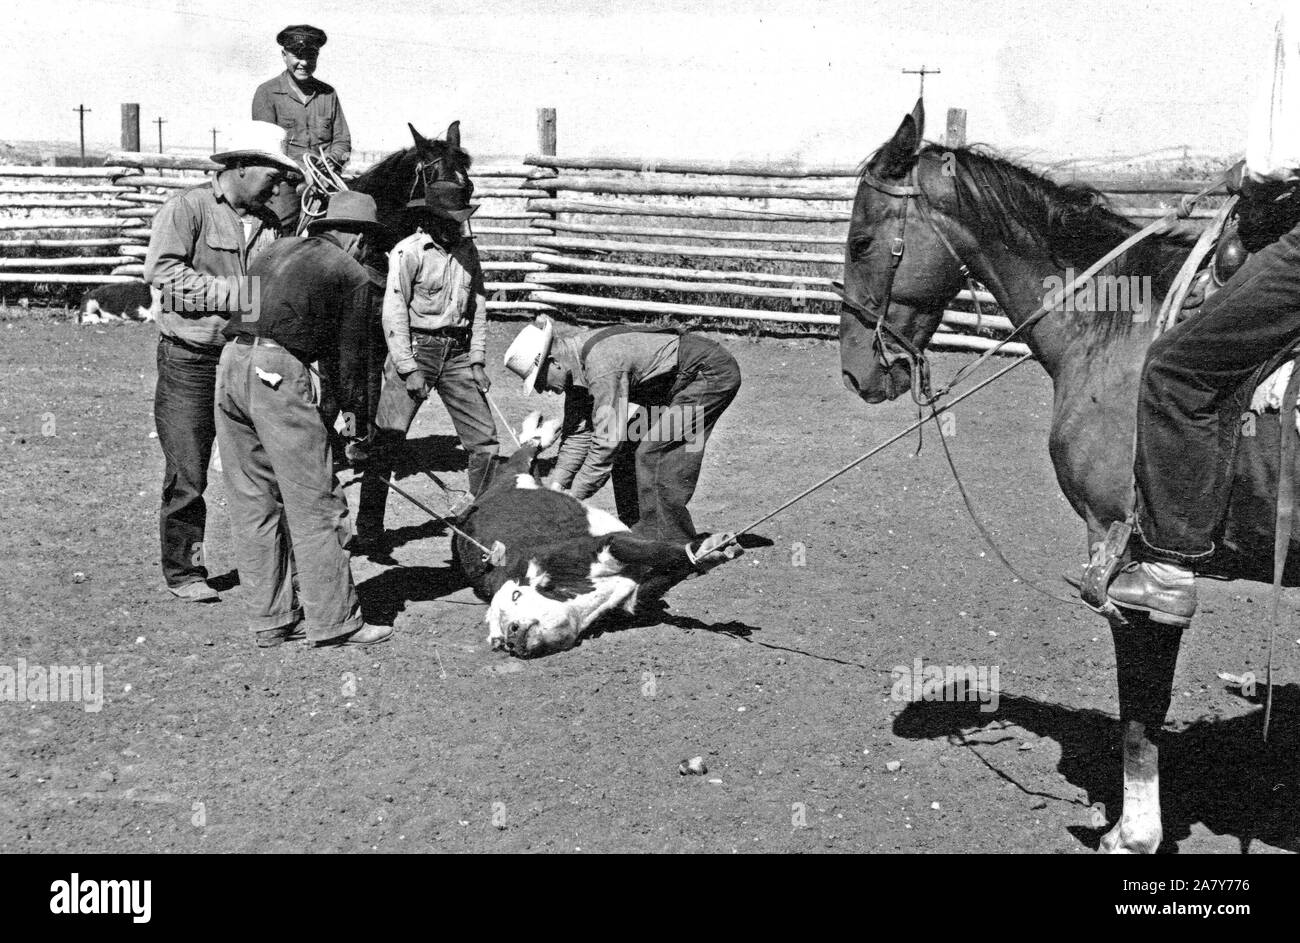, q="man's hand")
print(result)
[686,532,743,571]
[471,363,491,393]
[403,369,430,400]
